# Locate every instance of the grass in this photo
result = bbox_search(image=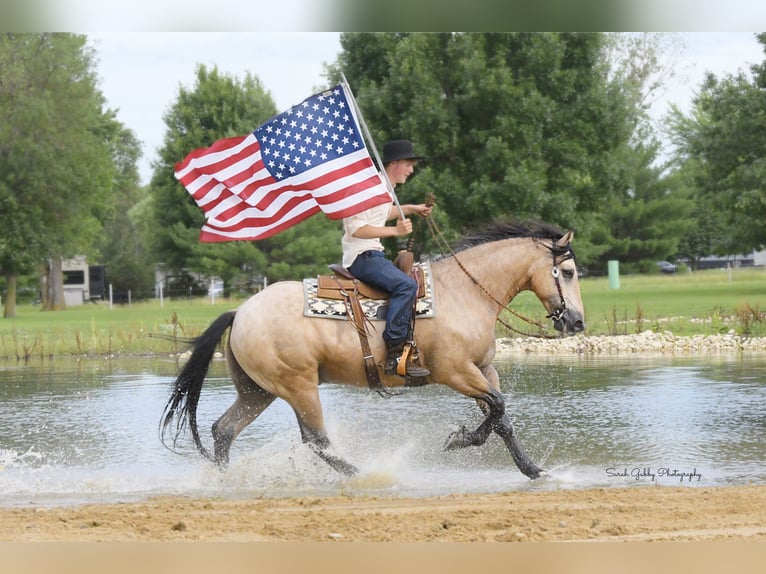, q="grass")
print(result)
[501,267,766,337]
[2,267,765,360]
[0,298,238,361]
